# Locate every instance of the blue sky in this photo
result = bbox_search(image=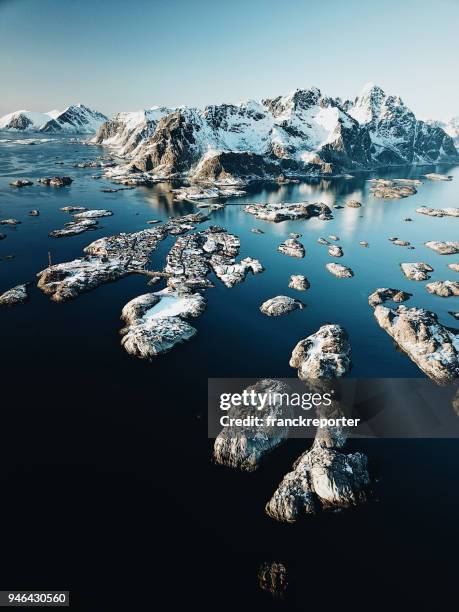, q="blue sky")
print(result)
[1,0,458,118]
